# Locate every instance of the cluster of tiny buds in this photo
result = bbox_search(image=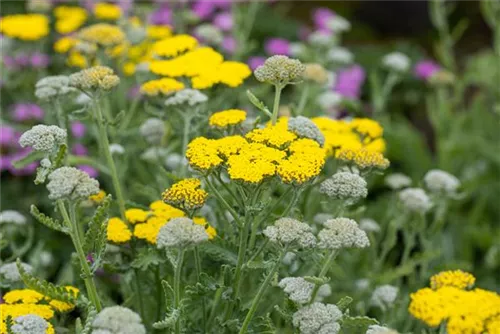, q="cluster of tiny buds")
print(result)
[288,116,325,146]
[19,124,67,153]
[70,66,120,91]
[46,167,100,201]
[156,217,208,249]
[35,75,76,100]
[263,217,317,249]
[164,89,208,106]
[92,306,146,334]
[254,55,306,86]
[320,171,368,202]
